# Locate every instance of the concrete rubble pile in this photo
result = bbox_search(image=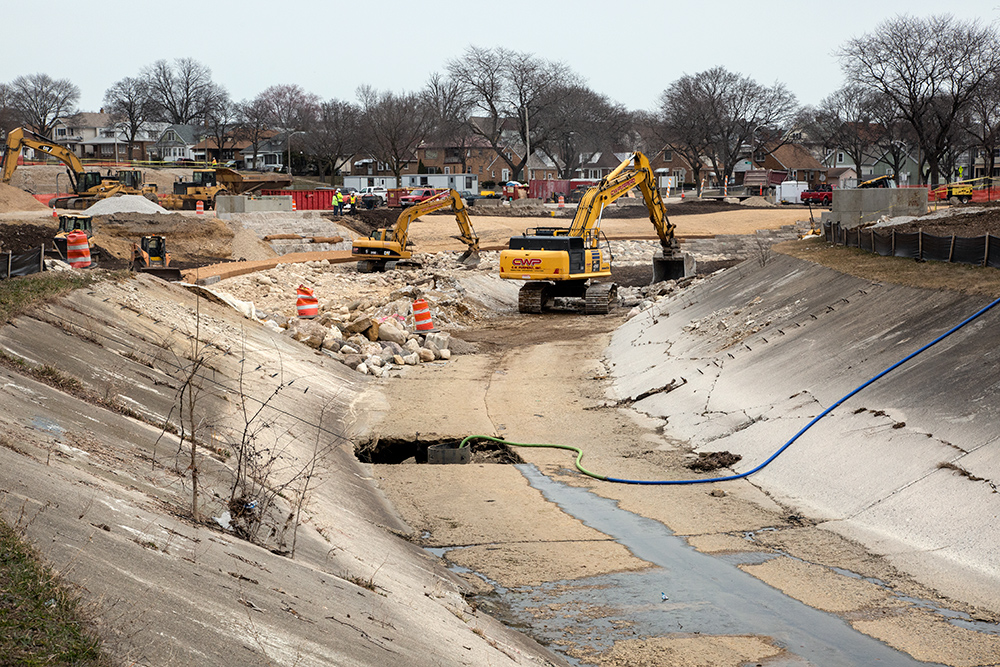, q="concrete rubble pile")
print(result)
[214,251,516,377]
